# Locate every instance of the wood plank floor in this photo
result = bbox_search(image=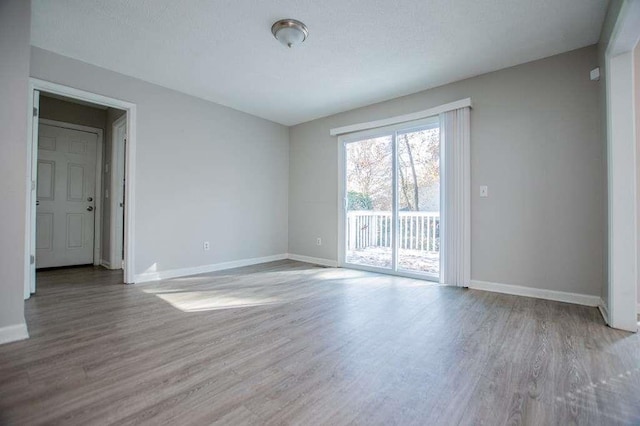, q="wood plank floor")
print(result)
[1,260,639,425]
